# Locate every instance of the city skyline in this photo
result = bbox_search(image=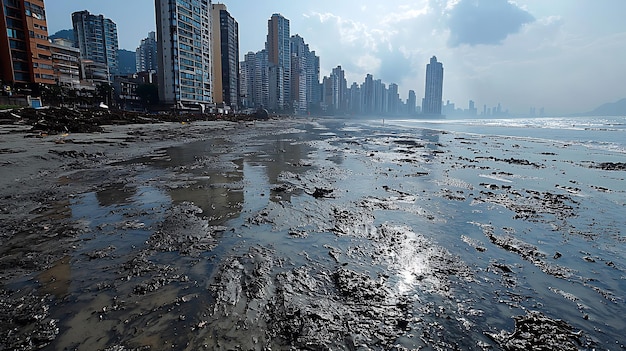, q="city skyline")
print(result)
[34,1,626,114]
